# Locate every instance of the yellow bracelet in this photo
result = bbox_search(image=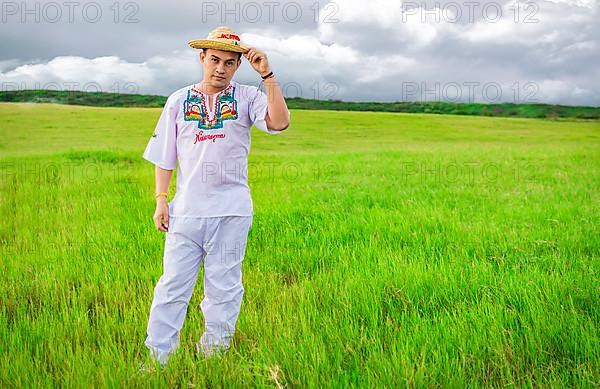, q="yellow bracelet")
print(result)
[155,191,168,199]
